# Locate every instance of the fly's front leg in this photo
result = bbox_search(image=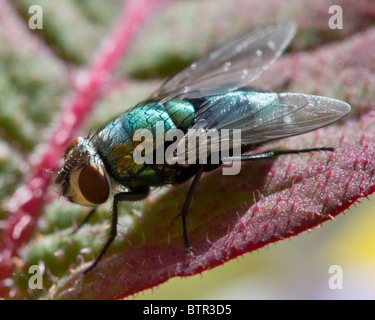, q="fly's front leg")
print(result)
[71,207,97,235]
[84,187,150,274]
[241,147,334,160]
